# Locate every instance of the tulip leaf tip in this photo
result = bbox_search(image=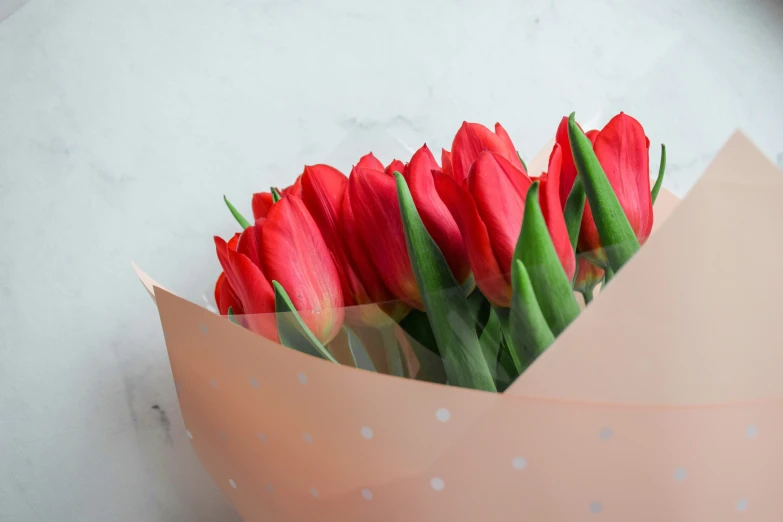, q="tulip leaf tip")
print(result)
[651,143,666,204]
[273,280,338,364]
[271,187,282,203]
[223,195,251,229]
